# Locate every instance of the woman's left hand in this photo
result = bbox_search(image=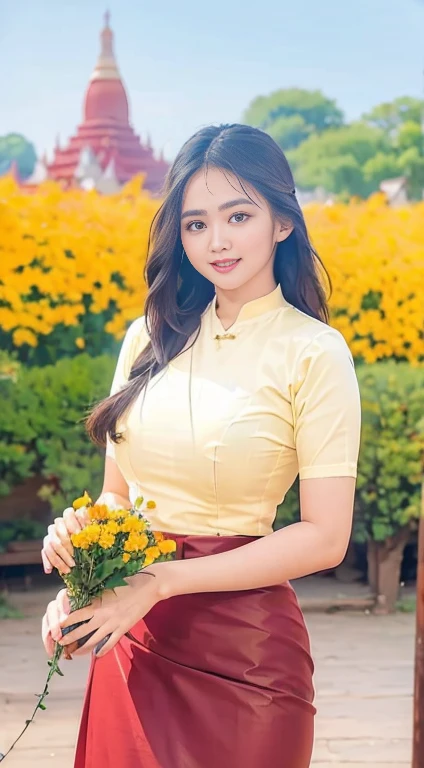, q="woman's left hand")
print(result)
[58,569,161,658]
